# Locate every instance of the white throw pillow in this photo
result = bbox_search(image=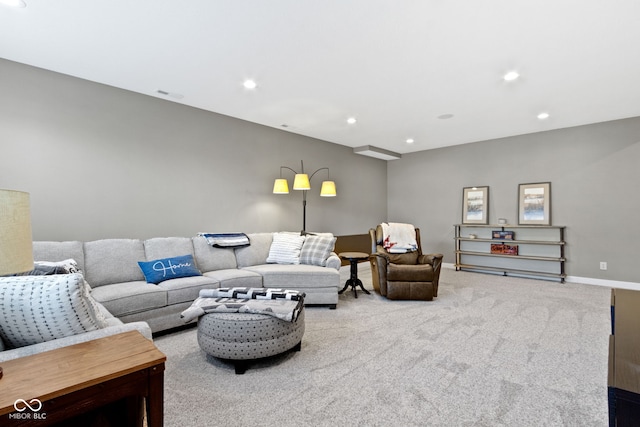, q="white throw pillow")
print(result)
[0,273,108,349]
[266,233,306,265]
